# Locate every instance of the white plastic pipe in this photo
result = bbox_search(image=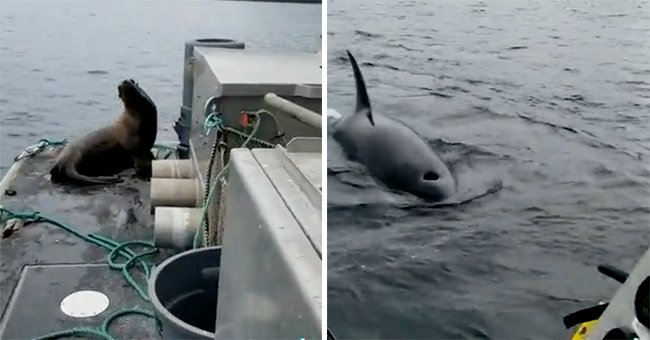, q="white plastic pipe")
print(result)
[263,93,322,129]
[152,159,195,179]
[154,207,203,249]
[150,178,201,208]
